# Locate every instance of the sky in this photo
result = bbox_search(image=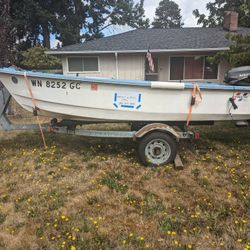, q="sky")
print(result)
[142,0,211,27]
[51,0,211,48]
